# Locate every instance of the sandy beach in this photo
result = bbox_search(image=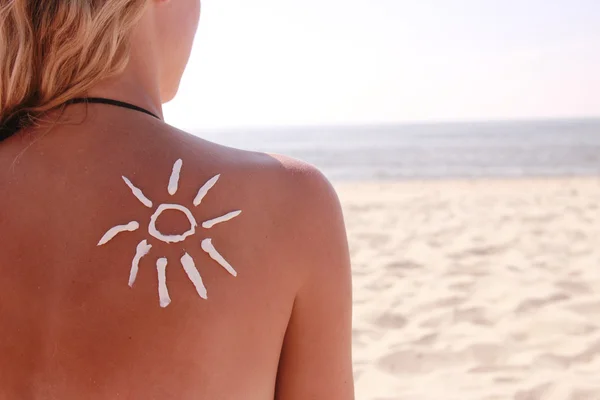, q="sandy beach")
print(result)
[336,179,600,400]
